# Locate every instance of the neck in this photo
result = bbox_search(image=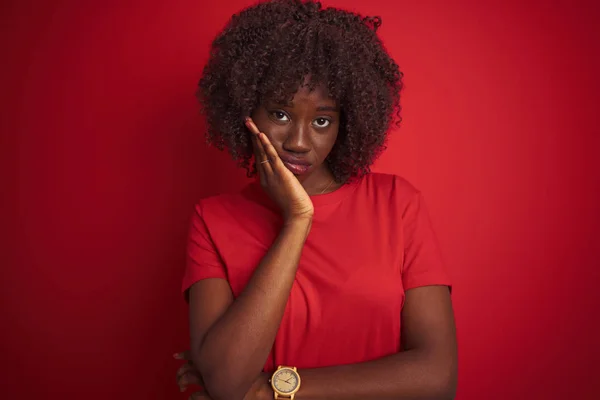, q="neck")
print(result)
[299,168,337,196]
